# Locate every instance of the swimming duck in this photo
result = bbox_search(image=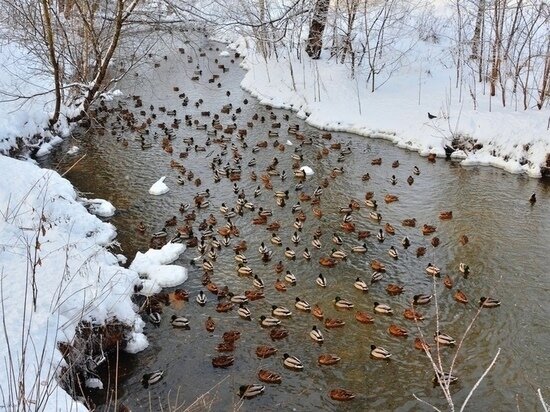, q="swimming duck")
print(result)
[137,222,146,234]
[284,247,296,260]
[414,337,430,351]
[454,290,468,304]
[229,293,248,304]
[377,229,385,242]
[252,274,264,289]
[334,296,353,309]
[270,233,282,245]
[318,354,341,365]
[205,316,215,332]
[294,297,311,312]
[173,288,189,301]
[459,262,470,276]
[332,233,343,245]
[272,305,292,318]
[431,237,440,247]
[370,212,382,222]
[329,388,355,401]
[283,354,303,370]
[258,369,282,384]
[237,264,253,276]
[413,166,420,175]
[170,315,190,329]
[291,231,301,244]
[234,251,248,264]
[325,318,346,328]
[284,270,297,285]
[245,290,265,301]
[196,291,207,306]
[407,175,414,185]
[434,331,455,345]
[480,296,500,308]
[310,325,324,343]
[403,308,424,321]
[293,219,303,231]
[388,324,408,337]
[355,311,374,324]
[386,284,403,295]
[202,259,214,272]
[351,243,368,253]
[270,327,289,340]
[357,231,371,240]
[372,271,384,282]
[385,222,396,235]
[530,193,537,204]
[444,275,453,288]
[215,302,233,313]
[413,294,432,305]
[316,274,327,287]
[354,277,369,292]
[275,261,285,273]
[371,260,386,272]
[425,263,440,276]
[274,278,287,292]
[319,257,337,267]
[370,345,391,359]
[416,247,426,257]
[365,199,377,208]
[374,302,393,314]
[388,246,398,259]
[149,312,161,326]
[212,355,234,368]
[402,218,416,227]
[312,236,322,249]
[330,248,347,260]
[256,345,277,358]
[422,224,437,235]
[142,370,164,388]
[311,305,325,320]
[385,194,398,203]
[459,234,469,245]
[439,210,453,220]
[302,248,312,260]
